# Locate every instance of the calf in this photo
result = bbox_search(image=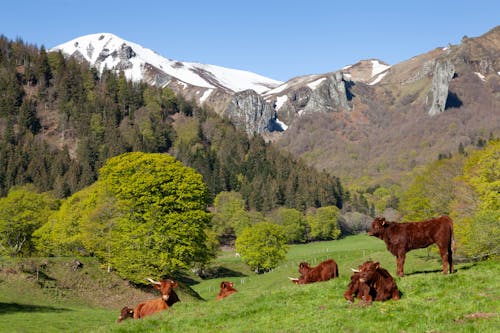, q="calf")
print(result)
[357,261,400,302]
[133,278,180,319]
[343,268,373,303]
[117,306,134,323]
[345,261,400,303]
[290,259,338,284]
[216,281,238,300]
[368,216,455,276]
